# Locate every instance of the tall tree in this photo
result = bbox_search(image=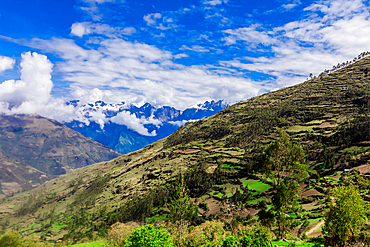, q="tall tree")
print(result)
[168,174,195,243]
[272,179,301,239]
[261,128,308,189]
[323,185,369,247]
[261,129,308,239]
